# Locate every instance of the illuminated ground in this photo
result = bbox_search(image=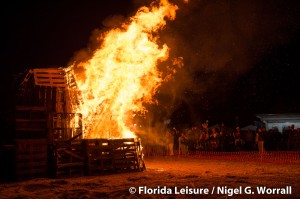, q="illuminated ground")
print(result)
[0,156,299,198]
